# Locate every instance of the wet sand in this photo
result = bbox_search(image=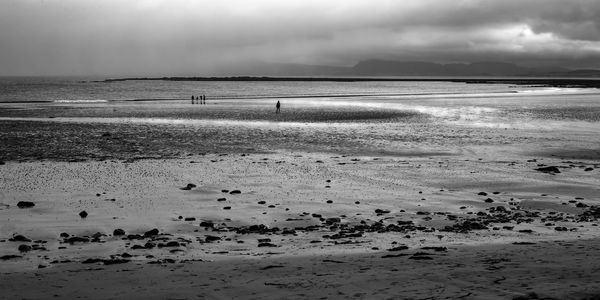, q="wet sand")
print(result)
[1,94,600,299]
